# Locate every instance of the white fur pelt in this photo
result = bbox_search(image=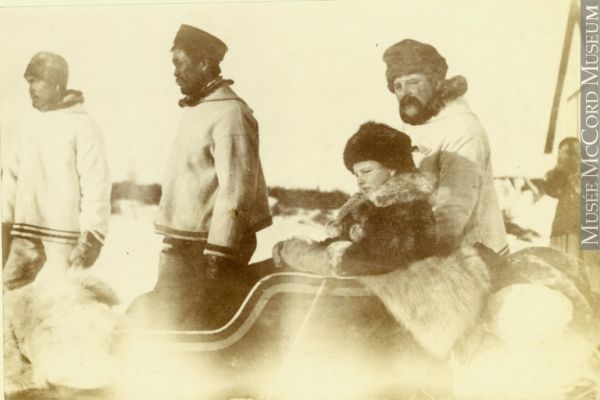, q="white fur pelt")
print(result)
[3,268,121,395]
[358,246,490,359]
